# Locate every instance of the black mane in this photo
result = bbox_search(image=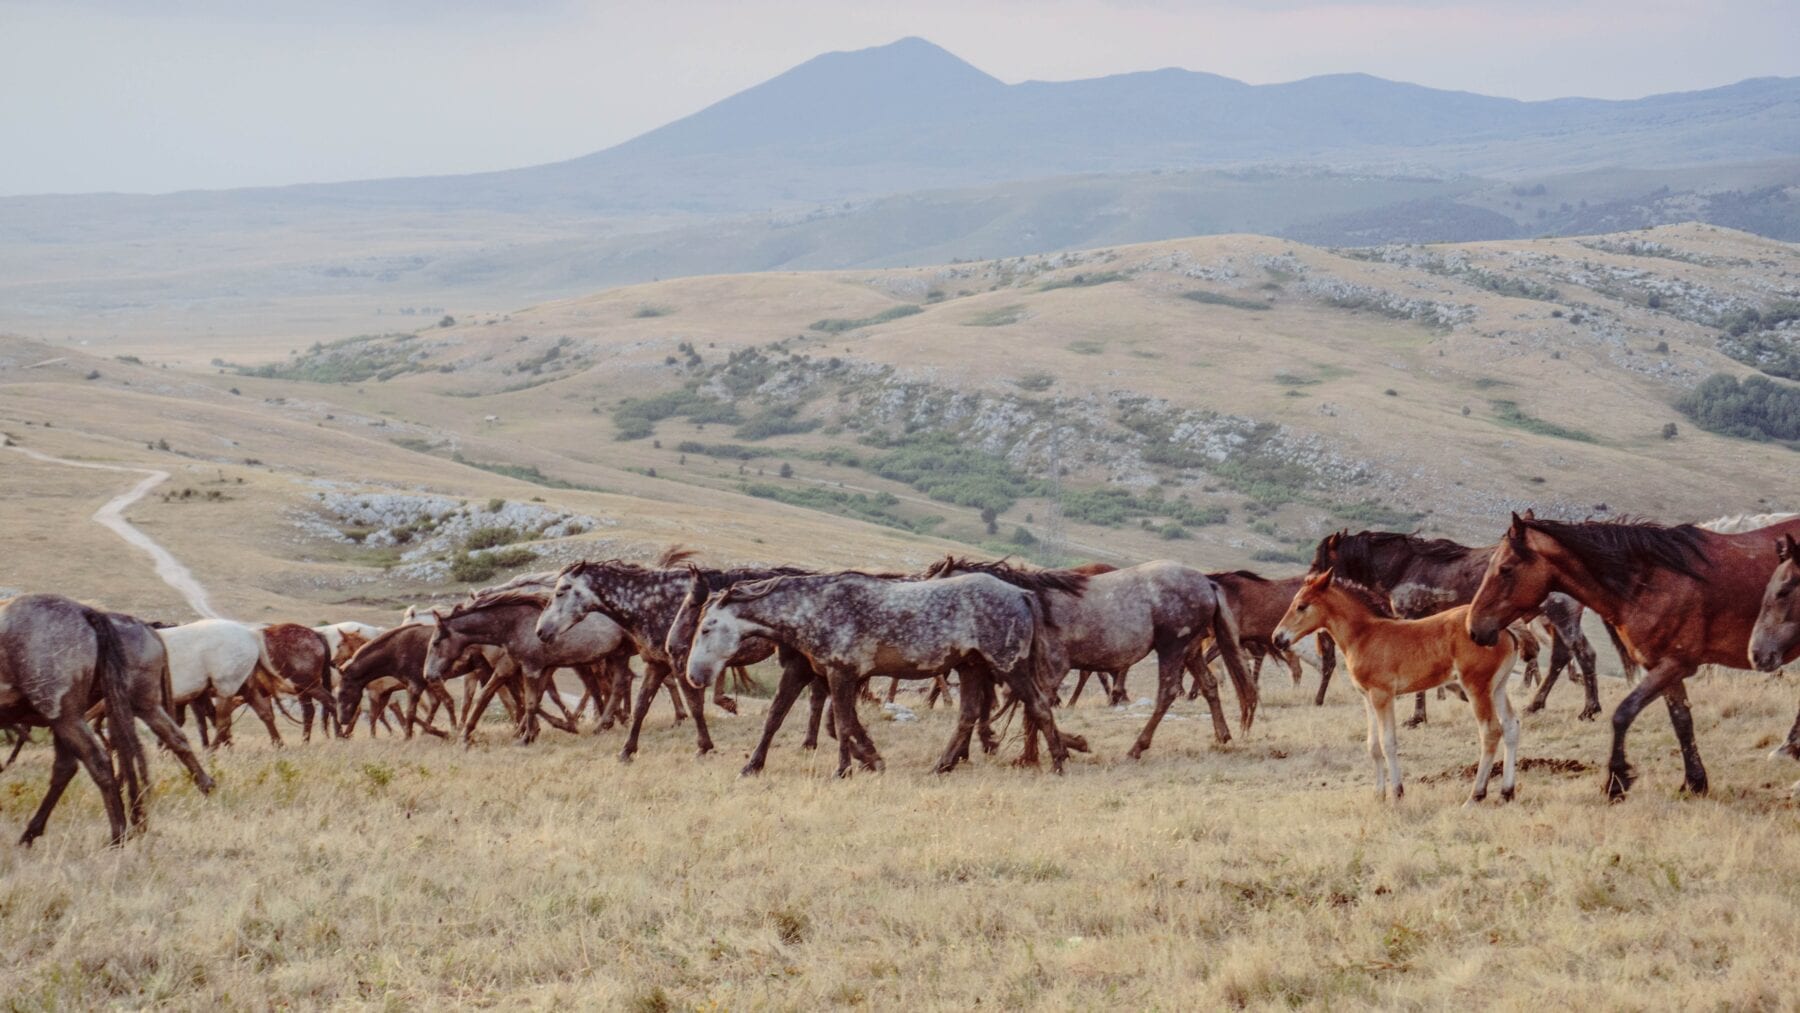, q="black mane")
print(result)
[1523,517,1708,596]
[1315,530,1480,589]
